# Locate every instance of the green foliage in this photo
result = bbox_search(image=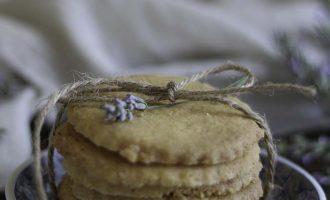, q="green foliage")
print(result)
[276,29,330,113]
[278,133,330,192]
